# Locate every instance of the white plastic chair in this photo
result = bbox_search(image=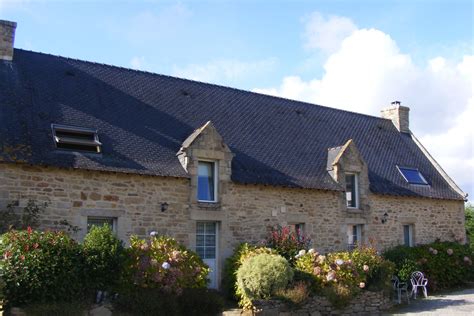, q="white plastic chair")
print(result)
[410,271,428,299]
[392,275,410,304]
